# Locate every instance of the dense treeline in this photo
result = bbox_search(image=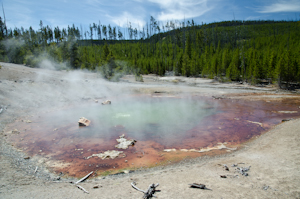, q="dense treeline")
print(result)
[0,17,299,87]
